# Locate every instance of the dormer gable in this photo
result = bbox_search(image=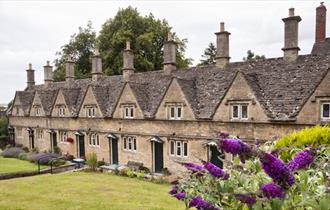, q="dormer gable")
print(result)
[11,92,24,116]
[52,89,70,117]
[30,92,45,117]
[78,86,103,118]
[113,83,144,119]
[155,78,195,120]
[213,72,268,122]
